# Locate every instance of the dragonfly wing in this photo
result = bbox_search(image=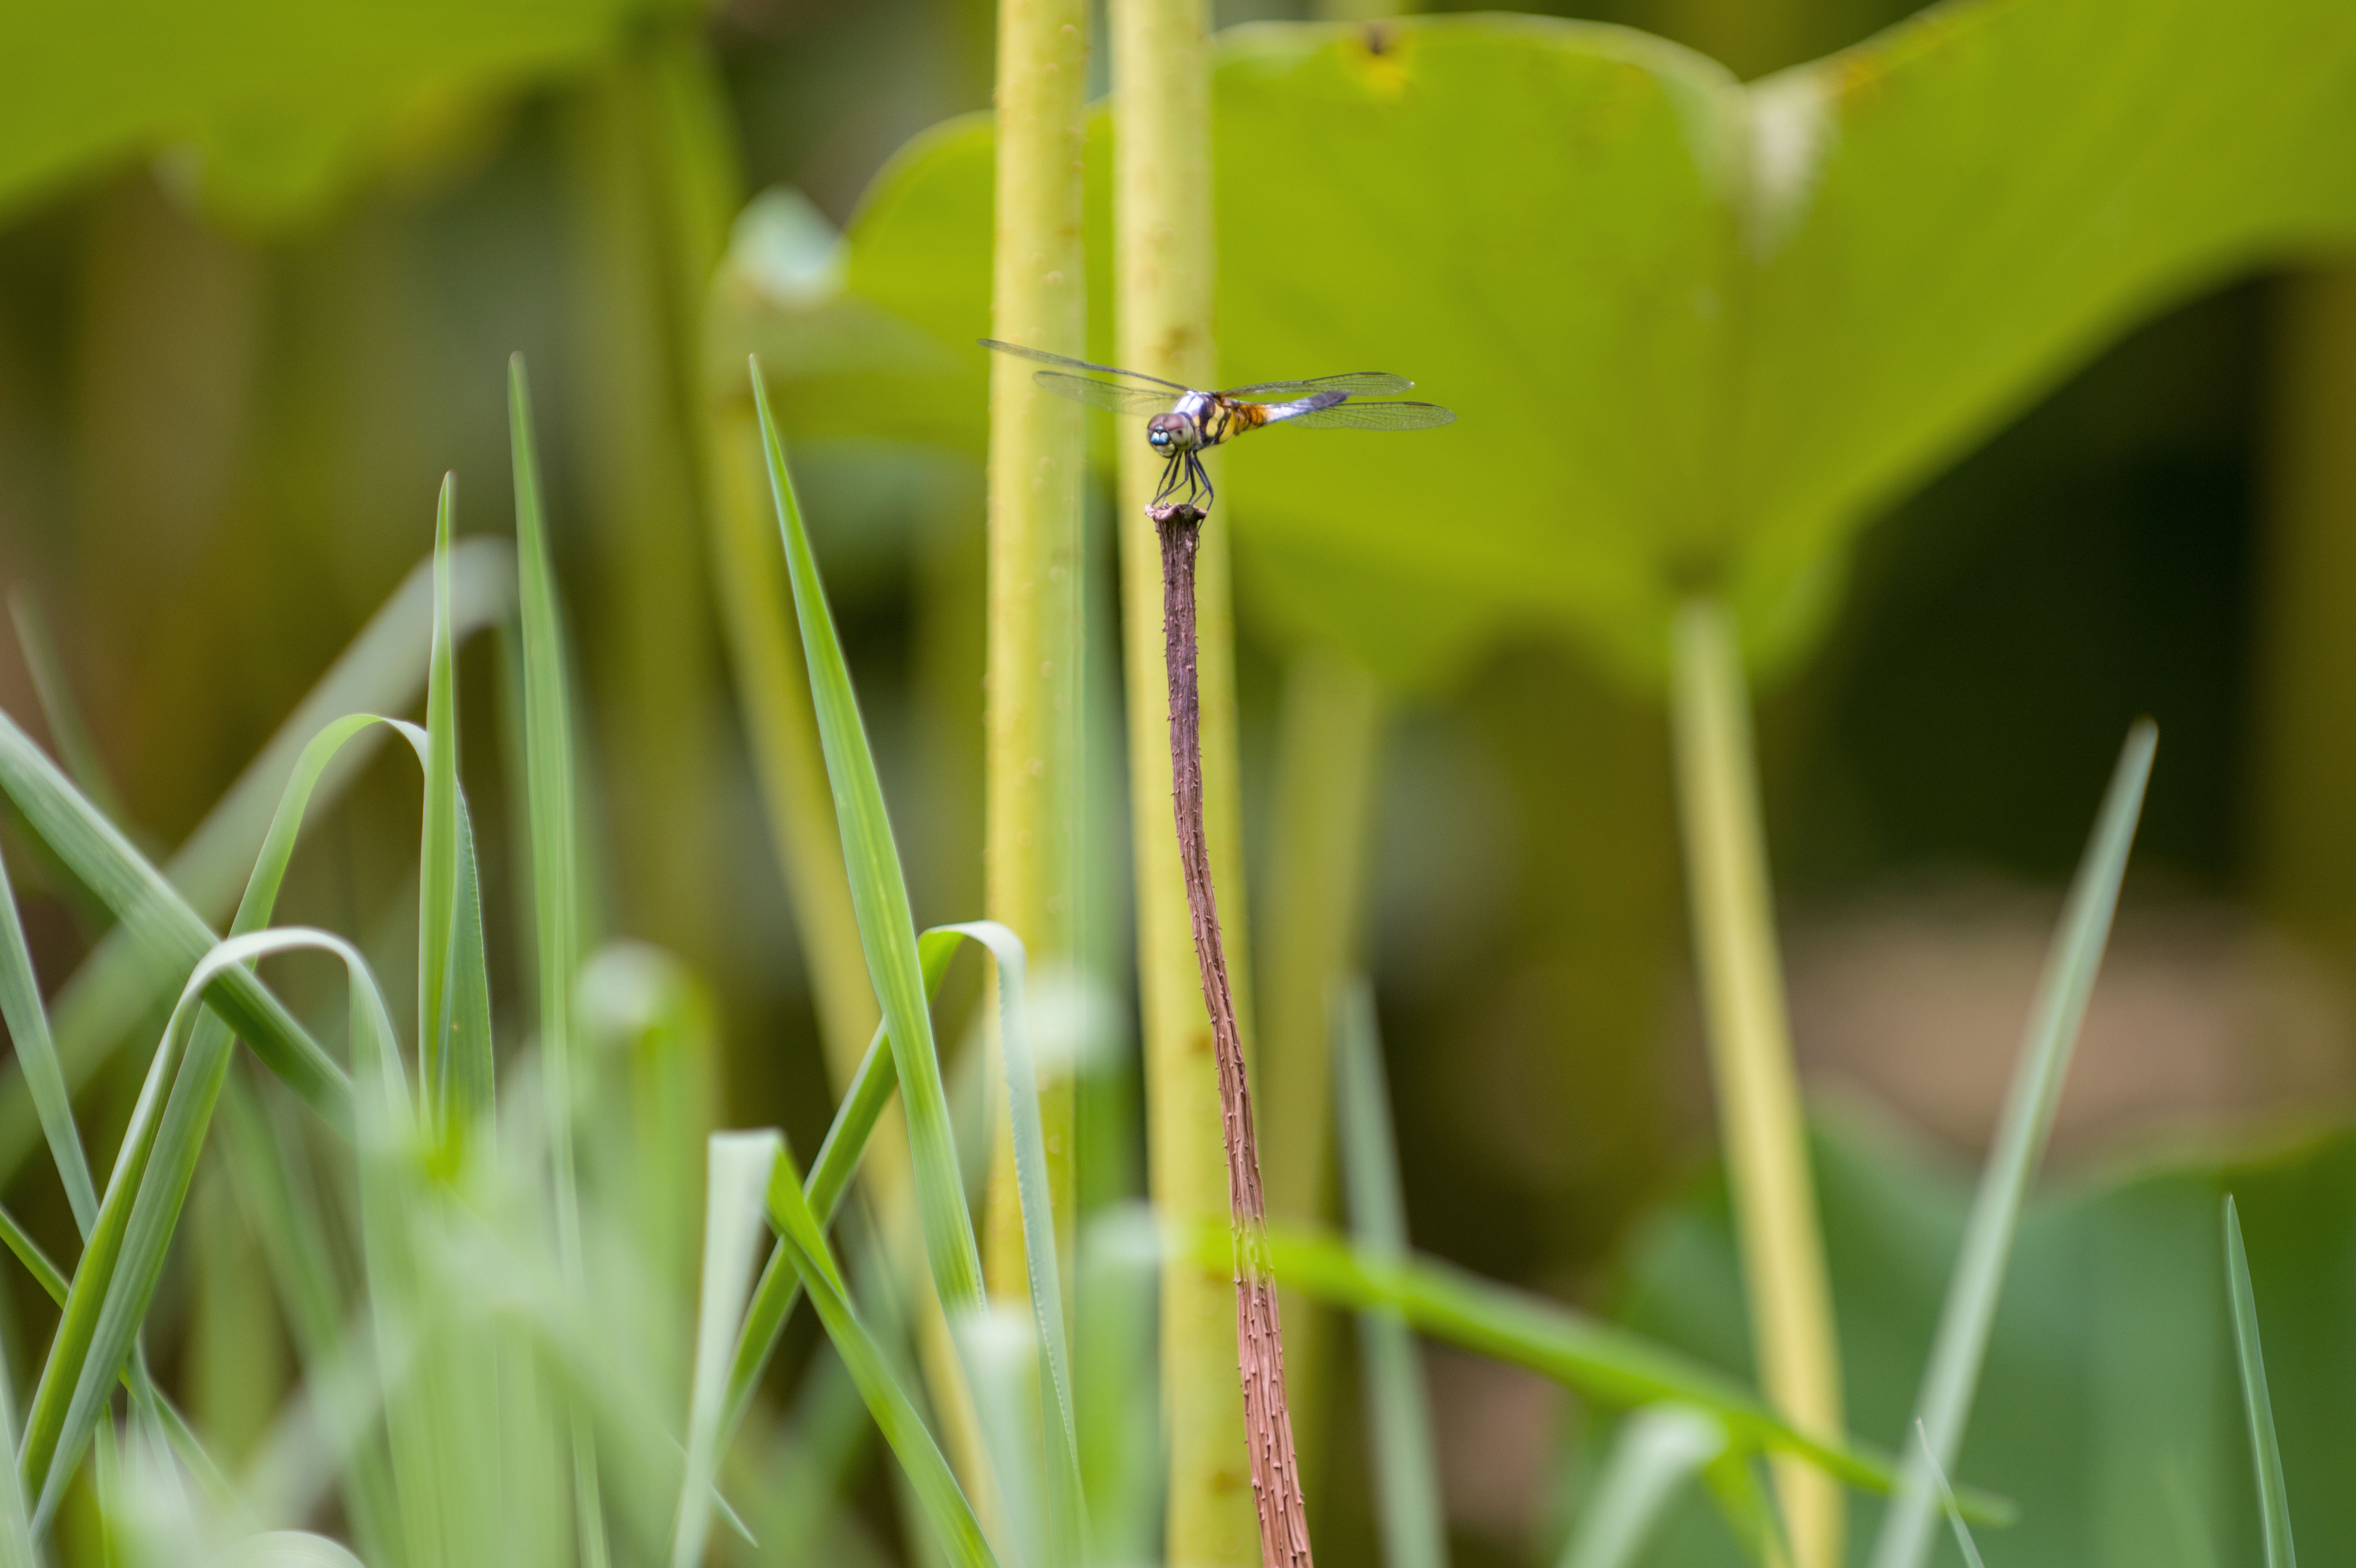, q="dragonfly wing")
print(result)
[1277,399,1458,431]
[979,338,1192,392]
[1222,371,1415,399]
[1032,372,1177,415]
